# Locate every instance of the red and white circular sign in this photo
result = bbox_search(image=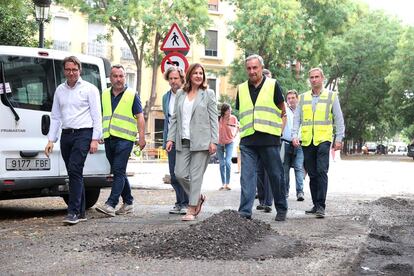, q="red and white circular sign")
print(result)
[160,51,189,74]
